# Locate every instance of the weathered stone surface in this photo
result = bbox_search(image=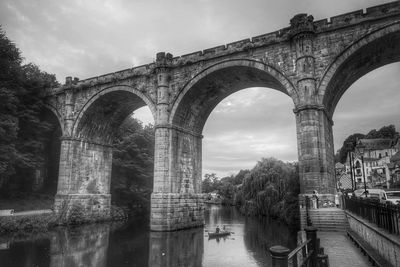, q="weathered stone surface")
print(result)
[54,193,111,220]
[150,193,205,231]
[346,211,400,267]
[43,2,400,230]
